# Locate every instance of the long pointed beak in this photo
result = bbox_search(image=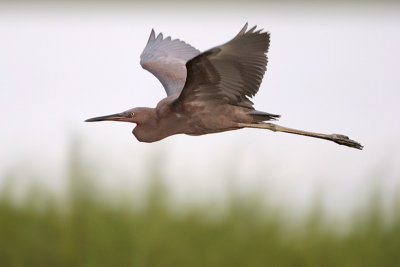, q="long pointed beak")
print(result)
[85,113,125,122]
